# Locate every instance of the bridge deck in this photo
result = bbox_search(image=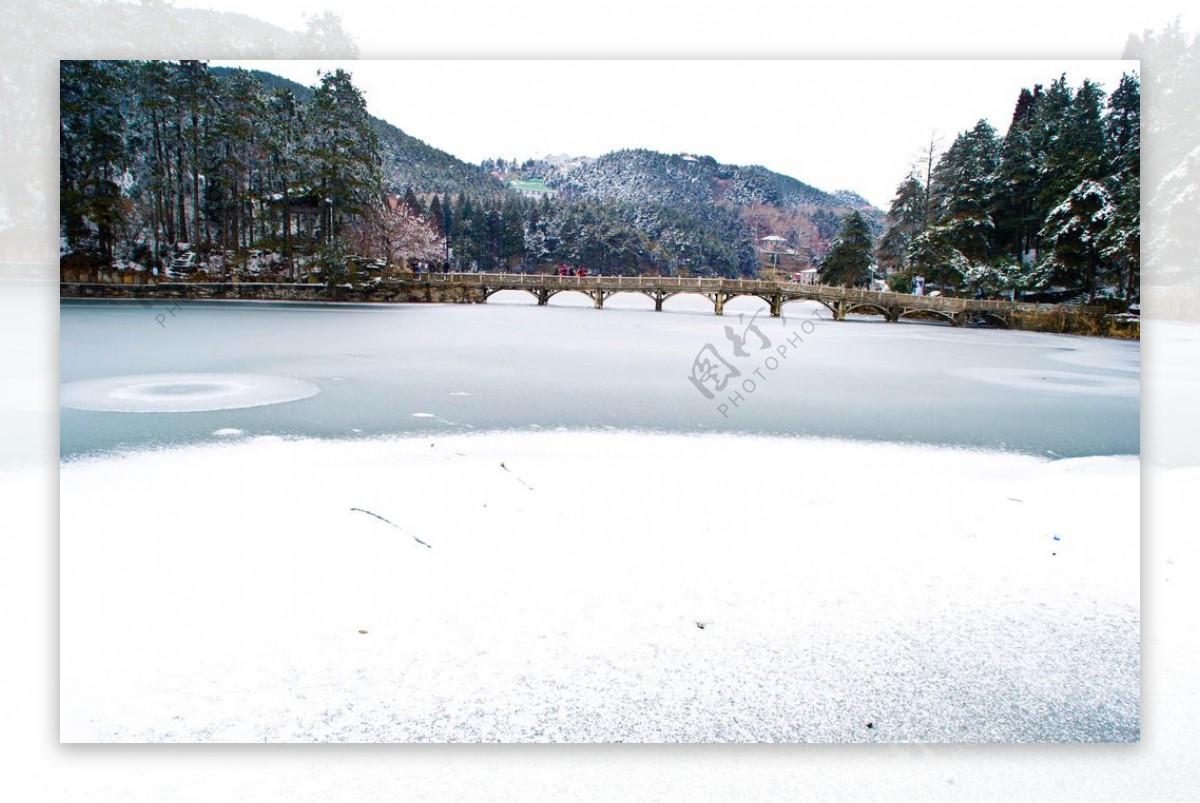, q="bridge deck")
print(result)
[412,272,1096,317]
